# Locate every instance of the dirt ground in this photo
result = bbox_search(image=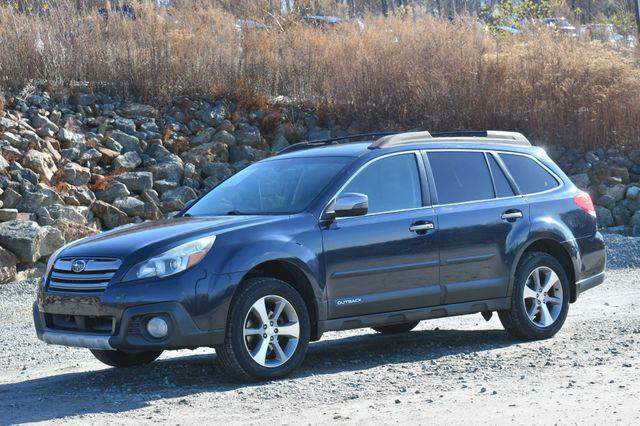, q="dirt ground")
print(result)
[0,268,638,425]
